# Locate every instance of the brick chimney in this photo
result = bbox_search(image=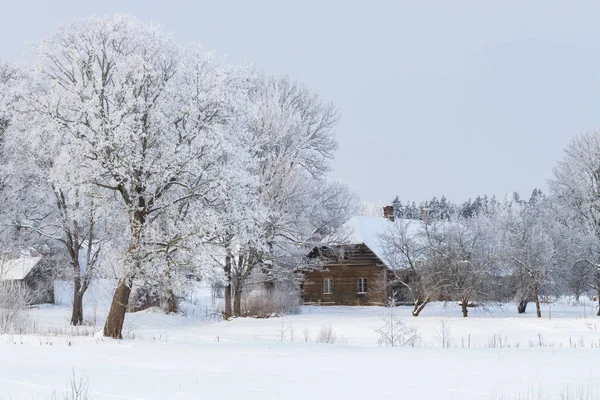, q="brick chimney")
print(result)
[383,205,395,222]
